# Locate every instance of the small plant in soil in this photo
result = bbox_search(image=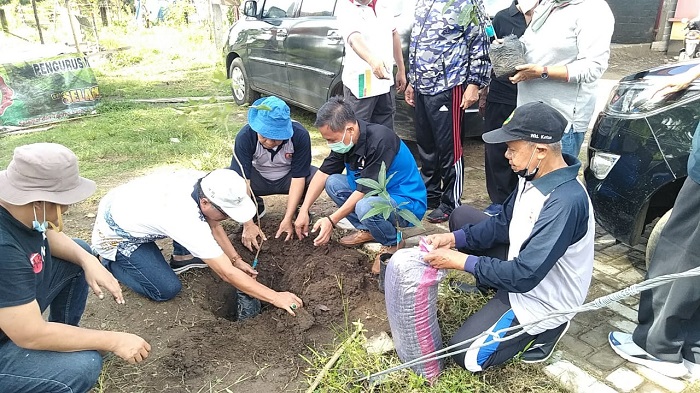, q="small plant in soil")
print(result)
[356,162,423,244]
